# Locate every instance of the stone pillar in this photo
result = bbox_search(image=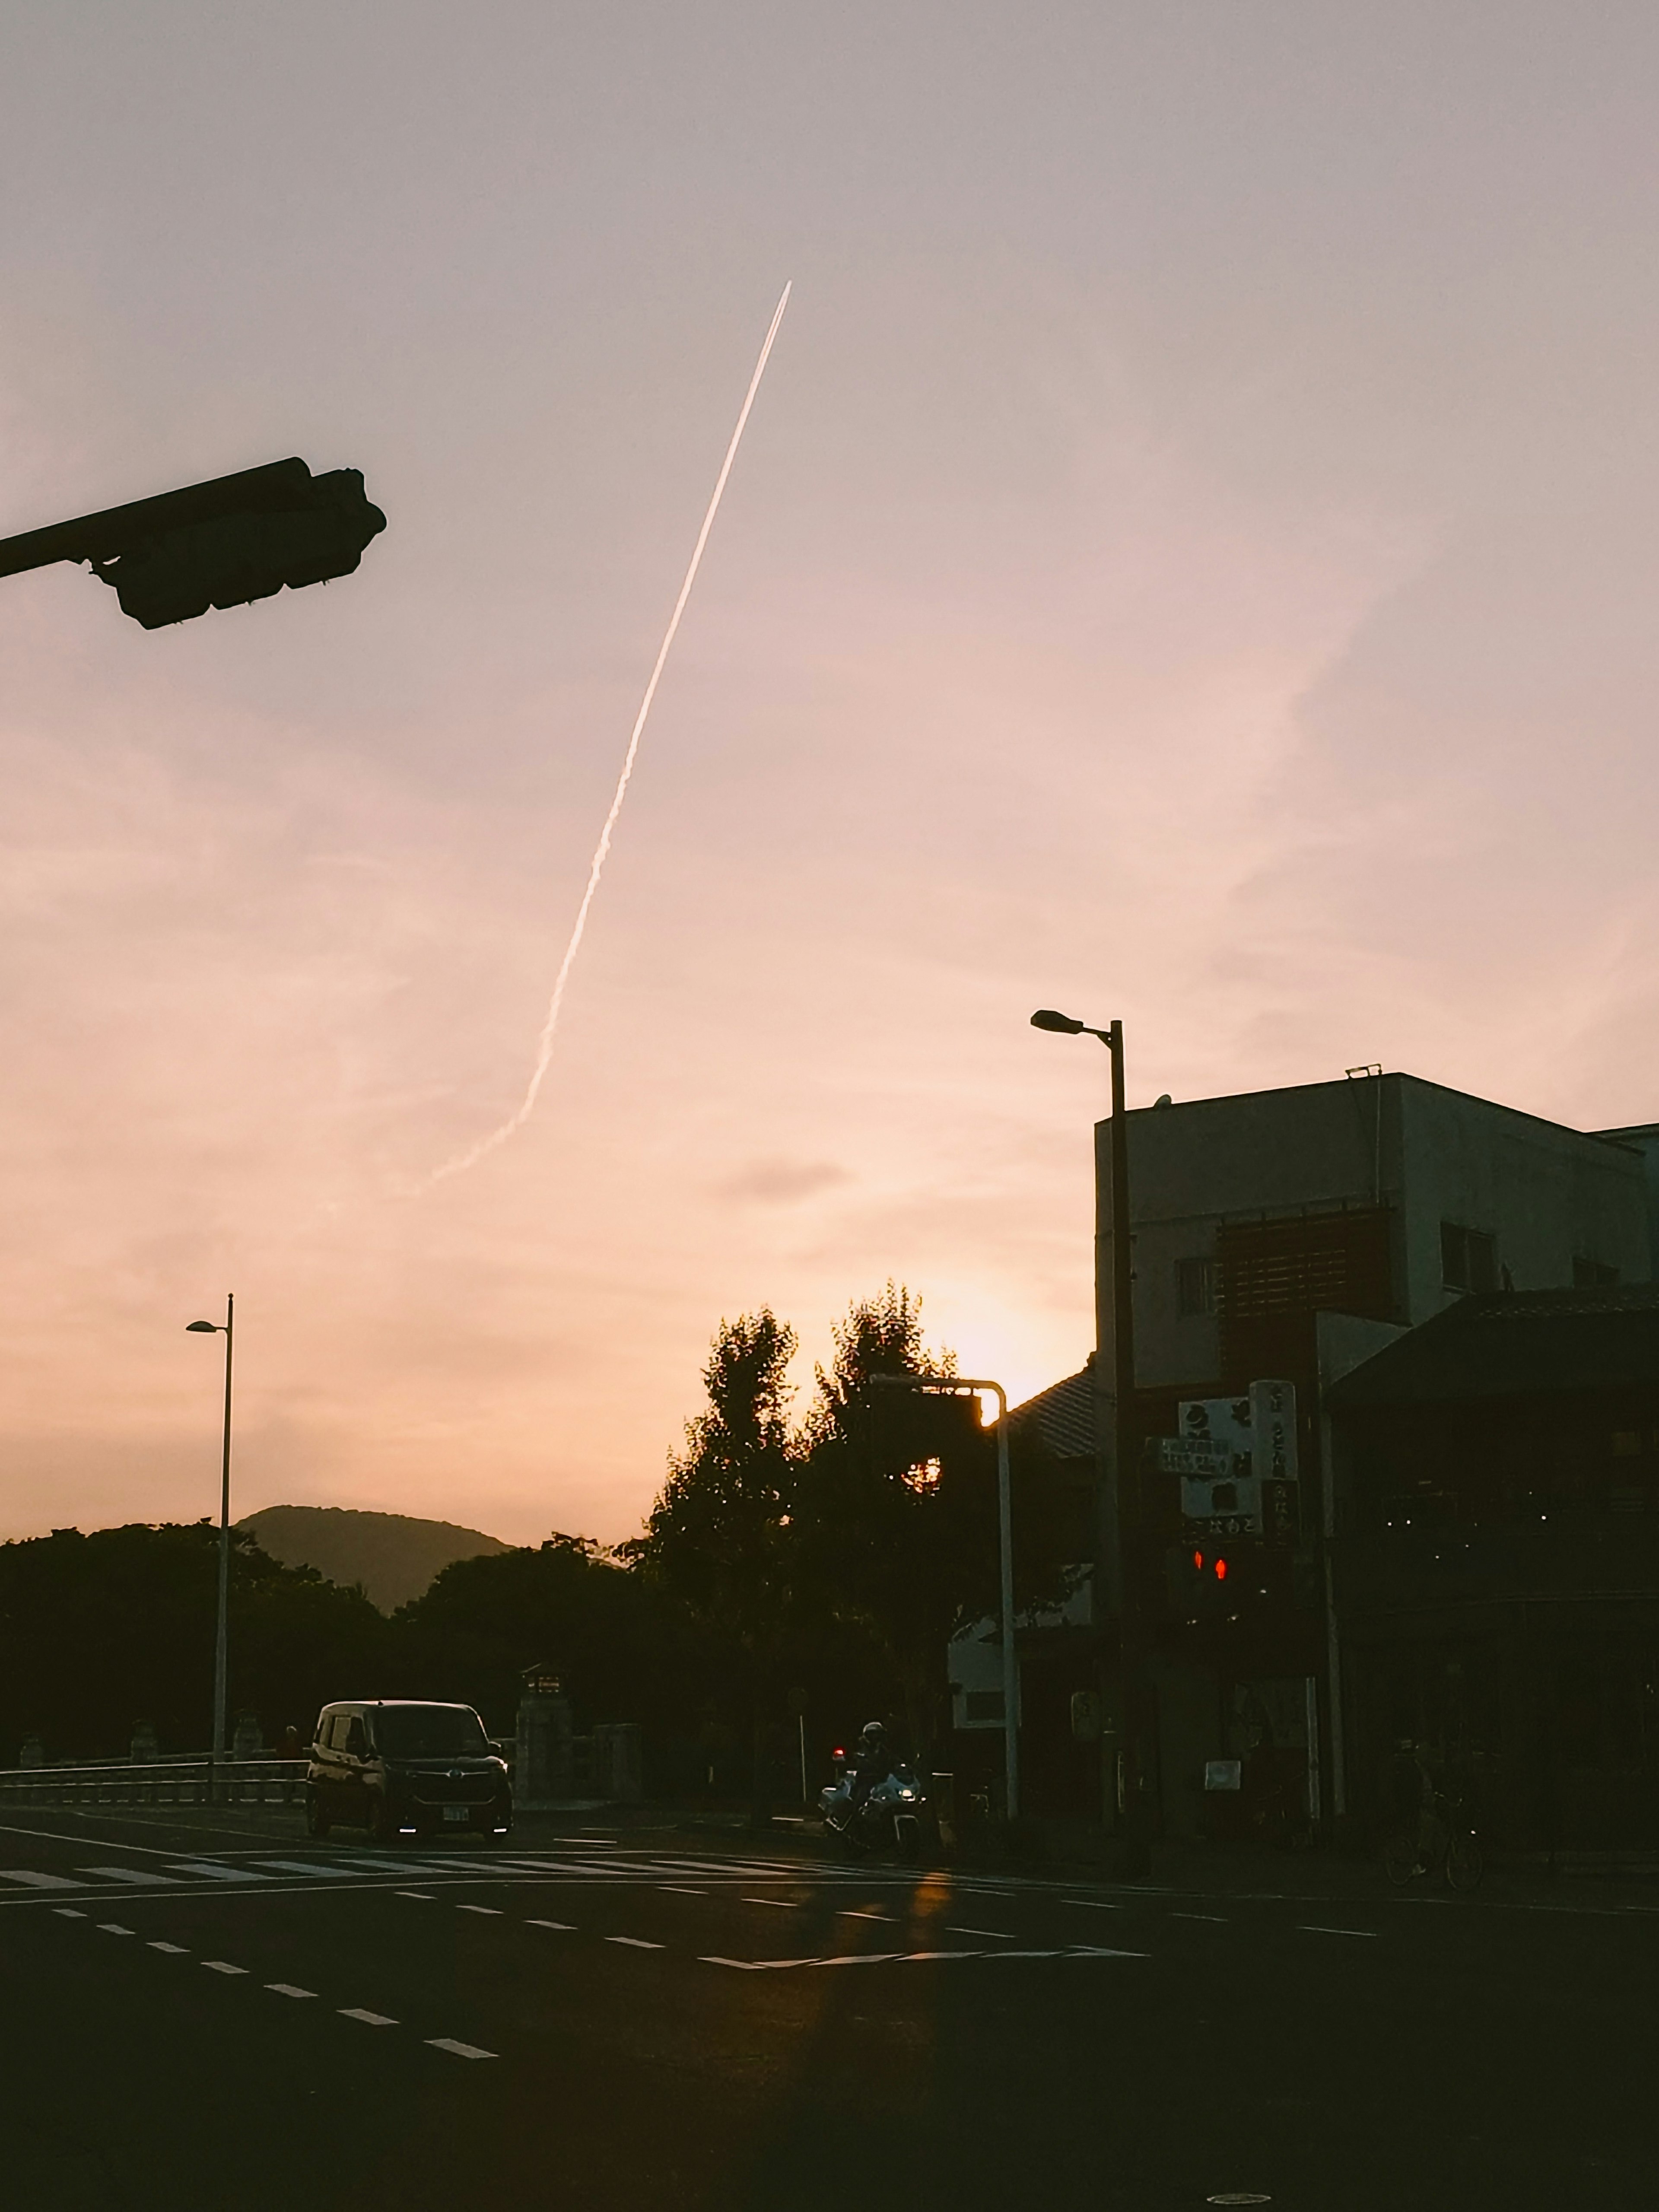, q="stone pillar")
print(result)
[130,1720,160,1763]
[515,1691,573,1808]
[594,1723,644,1804]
